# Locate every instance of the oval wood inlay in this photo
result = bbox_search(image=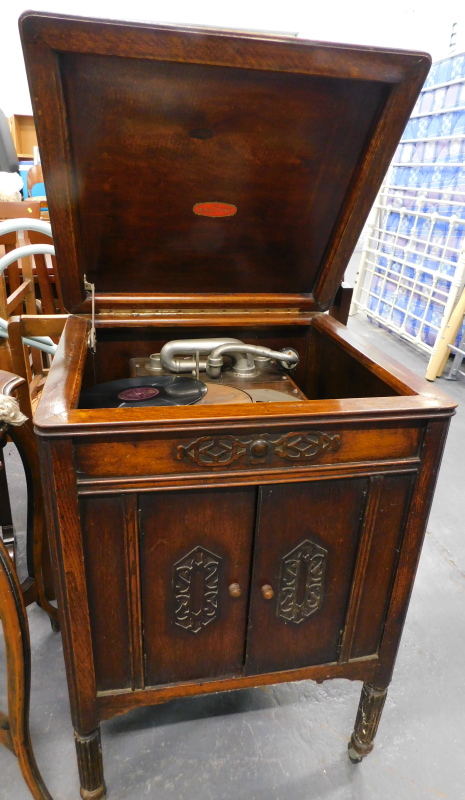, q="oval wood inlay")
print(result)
[193,201,237,218]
